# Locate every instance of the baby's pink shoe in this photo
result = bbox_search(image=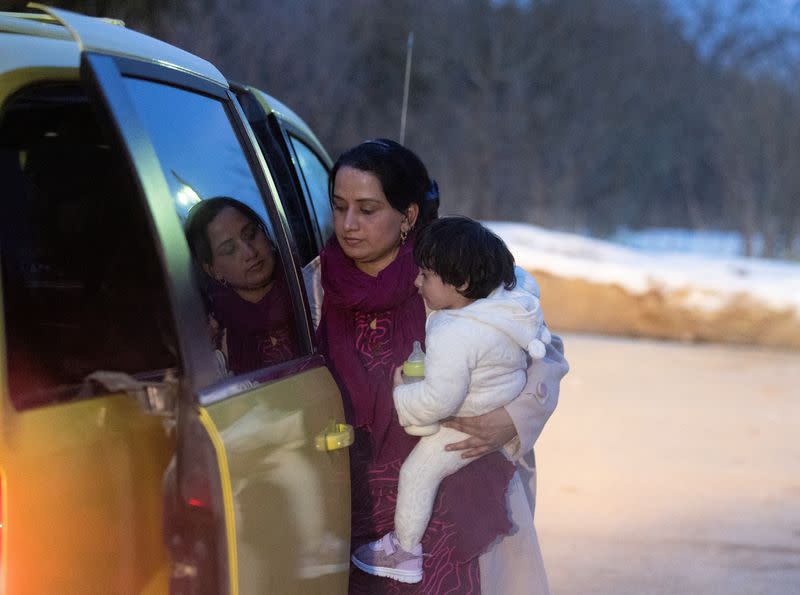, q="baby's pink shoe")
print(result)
[350,531,423,583]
